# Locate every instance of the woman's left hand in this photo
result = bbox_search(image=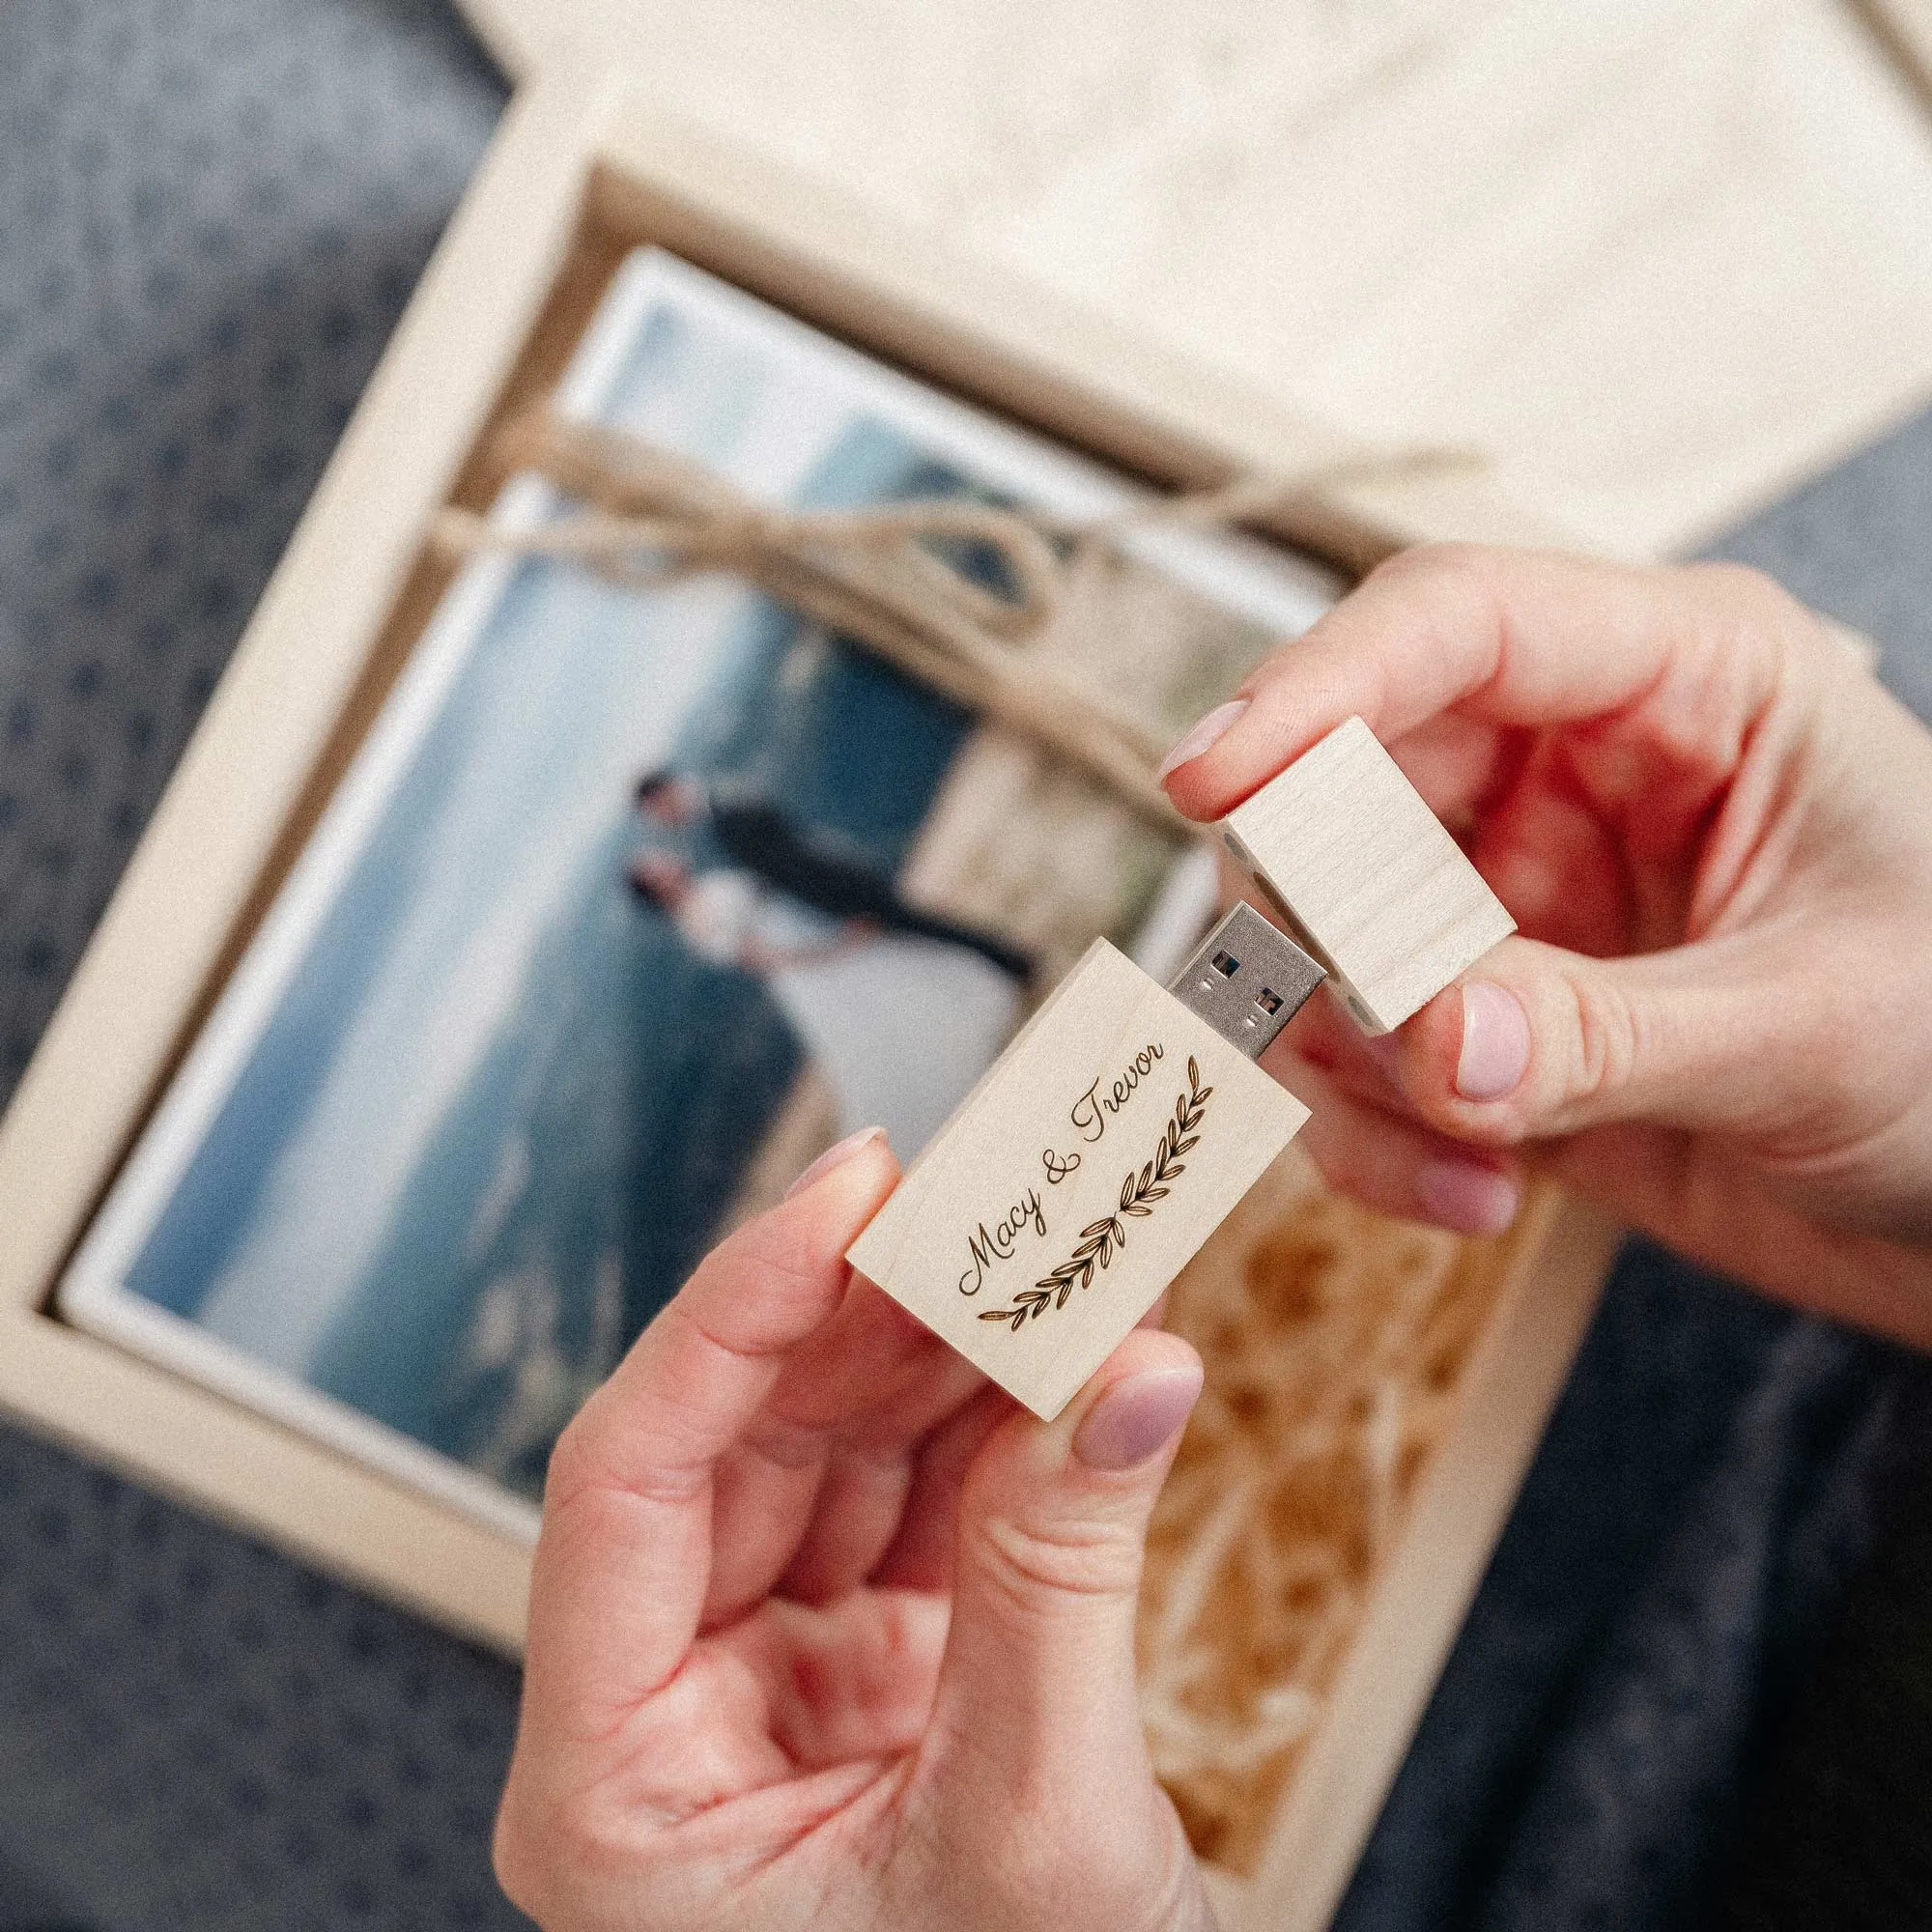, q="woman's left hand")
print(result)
[494,1126,1213,1932]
